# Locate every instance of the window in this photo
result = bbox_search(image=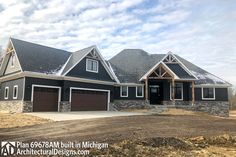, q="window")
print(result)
[10,55,15,67]
[4,87,9,99]
[136,86,143,97]
[120,86,128,97]
[202,87,215,100]
[86,59,98,73]
[170,83,183,100]
[175,83,183,100]
[13,85,18,99]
